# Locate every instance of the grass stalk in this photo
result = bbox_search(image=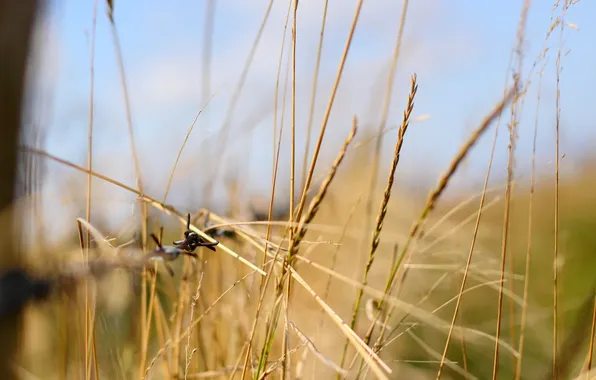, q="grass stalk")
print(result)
[359,0,409,300]
[293,0,365,224]
[491,74,522,380]
[301,0,329,191]
[340,73,417,376]
[283,0,299,374]
[255,119,358,379]
[553,2,569,377]
[105,5,149,376]
[389,86,515,302]
[516,27,548,380]
[238,2,293,376]
[85,1,99,378]
[492,2,529,377]
[312,192,363,376]
[508,3,531,362]
[358,87,517,374]
[257,0,292,273]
